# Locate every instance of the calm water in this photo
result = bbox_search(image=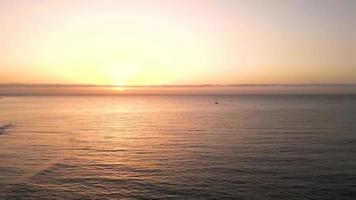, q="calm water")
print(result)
[0,95,356,200]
